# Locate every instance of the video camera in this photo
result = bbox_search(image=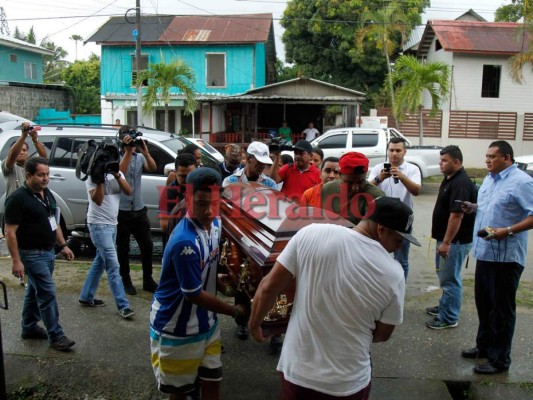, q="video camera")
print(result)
[91,139,120,183]
[268,137,293,153]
